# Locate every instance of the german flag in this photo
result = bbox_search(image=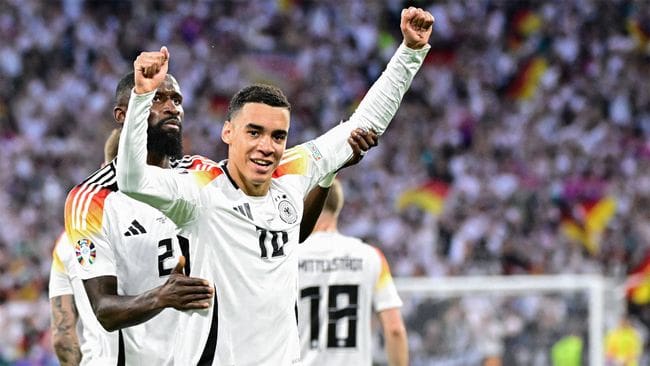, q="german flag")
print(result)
[507,9,542,49]
[396,179,450,216]
[626,254,650,305]
[627,18,650,52]
[506,57,548,100]
[560,196,616,255]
